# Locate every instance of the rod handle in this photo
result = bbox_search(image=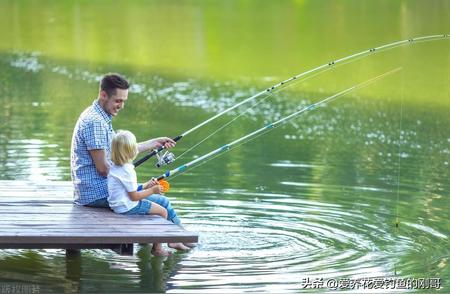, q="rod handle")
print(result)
[133,135,183,167]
